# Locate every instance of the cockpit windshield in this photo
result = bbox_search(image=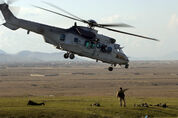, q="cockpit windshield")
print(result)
[119,49,124,54]
[114,44,124,54]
